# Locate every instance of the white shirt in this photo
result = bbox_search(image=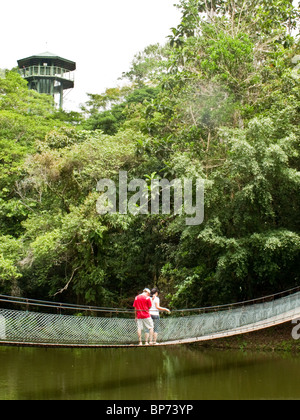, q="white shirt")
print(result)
[149,296,160,316]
